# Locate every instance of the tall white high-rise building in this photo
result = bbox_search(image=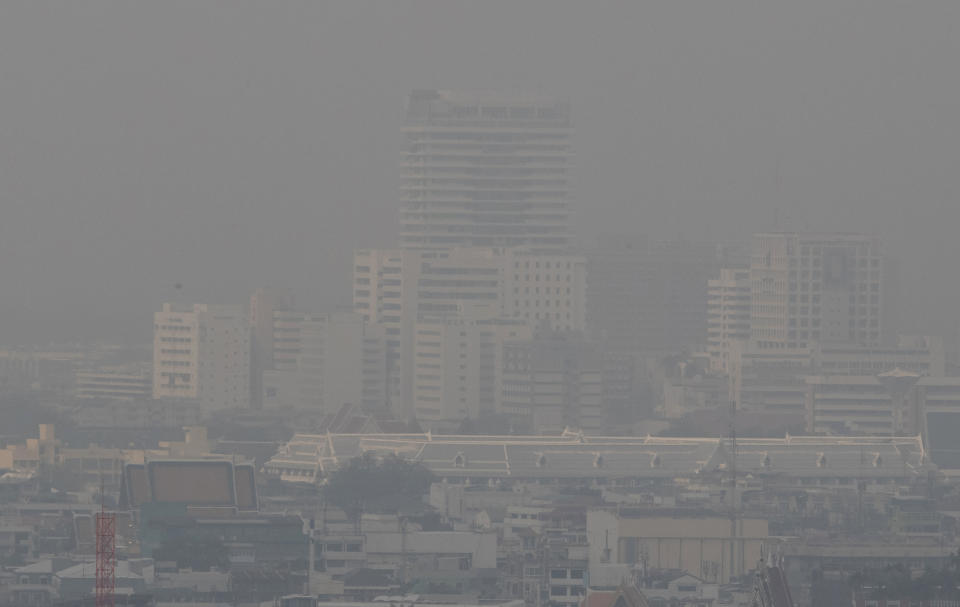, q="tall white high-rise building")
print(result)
[400,90,573,251]
[750,233,883,349]
[153,303,250,412]
[707,268,751,373]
